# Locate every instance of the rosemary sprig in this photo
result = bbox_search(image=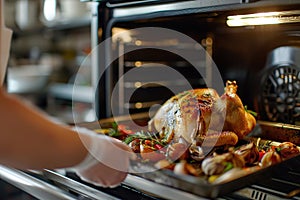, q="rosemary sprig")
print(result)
[244,105,258,117]
[107,122,122,137]
[123,130,165,146]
